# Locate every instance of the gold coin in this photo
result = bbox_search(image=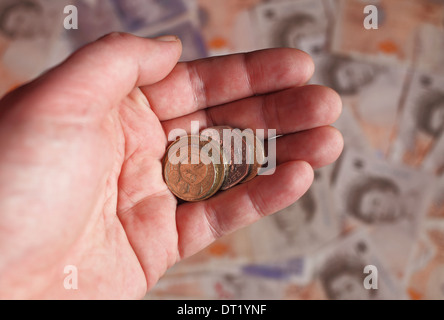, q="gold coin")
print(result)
[163,135,226,202]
